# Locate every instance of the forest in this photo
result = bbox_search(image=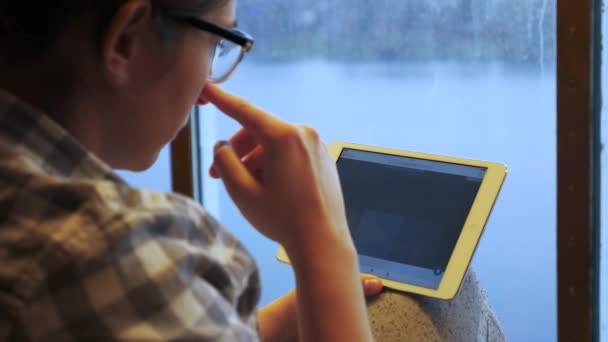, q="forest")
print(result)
[236,0,556,65]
